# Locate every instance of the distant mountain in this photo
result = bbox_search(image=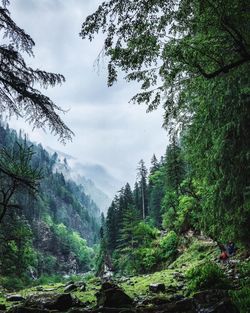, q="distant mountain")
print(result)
[46,146,122,209]
[72,162,121,199]
[75,175,111,215]
[50,155,111,214]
